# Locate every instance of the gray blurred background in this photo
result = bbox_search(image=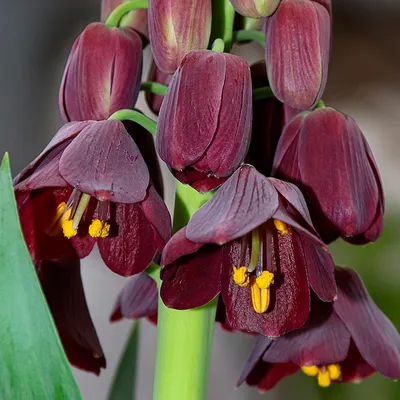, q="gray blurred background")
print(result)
[1,1,399,399]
